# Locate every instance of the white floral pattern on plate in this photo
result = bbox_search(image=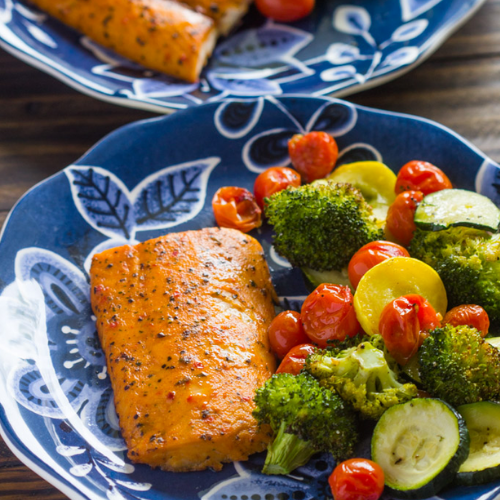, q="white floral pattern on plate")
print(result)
[0,0,487,112]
